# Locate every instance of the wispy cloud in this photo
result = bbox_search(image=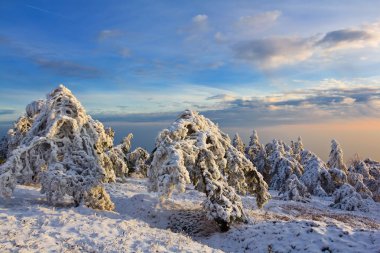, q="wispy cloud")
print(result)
[33,58,102,78]
[98,29,124,41]
[0,109,16,115]
[232,22,380,69]
[25,4,68,19]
